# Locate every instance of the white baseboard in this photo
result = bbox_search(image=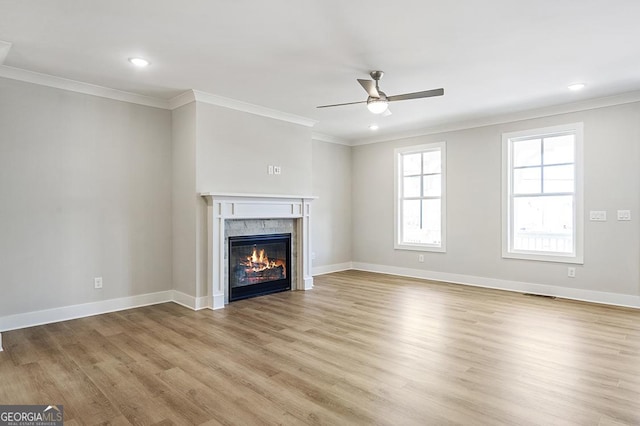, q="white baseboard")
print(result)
[312,262,353,276]
[0,291,174,333]
[171,290,211,311]
[3,262,636,336]
[198,296,213,310]
[352,262,640,309]
[212,294,225,310]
